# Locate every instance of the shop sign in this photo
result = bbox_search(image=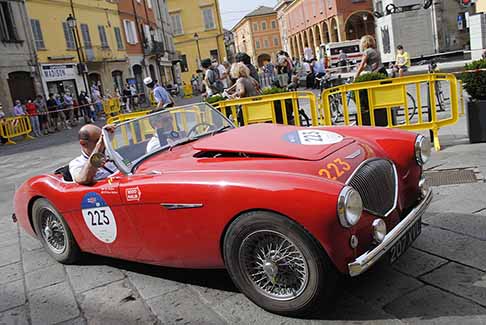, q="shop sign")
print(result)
[42,64,77,81]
